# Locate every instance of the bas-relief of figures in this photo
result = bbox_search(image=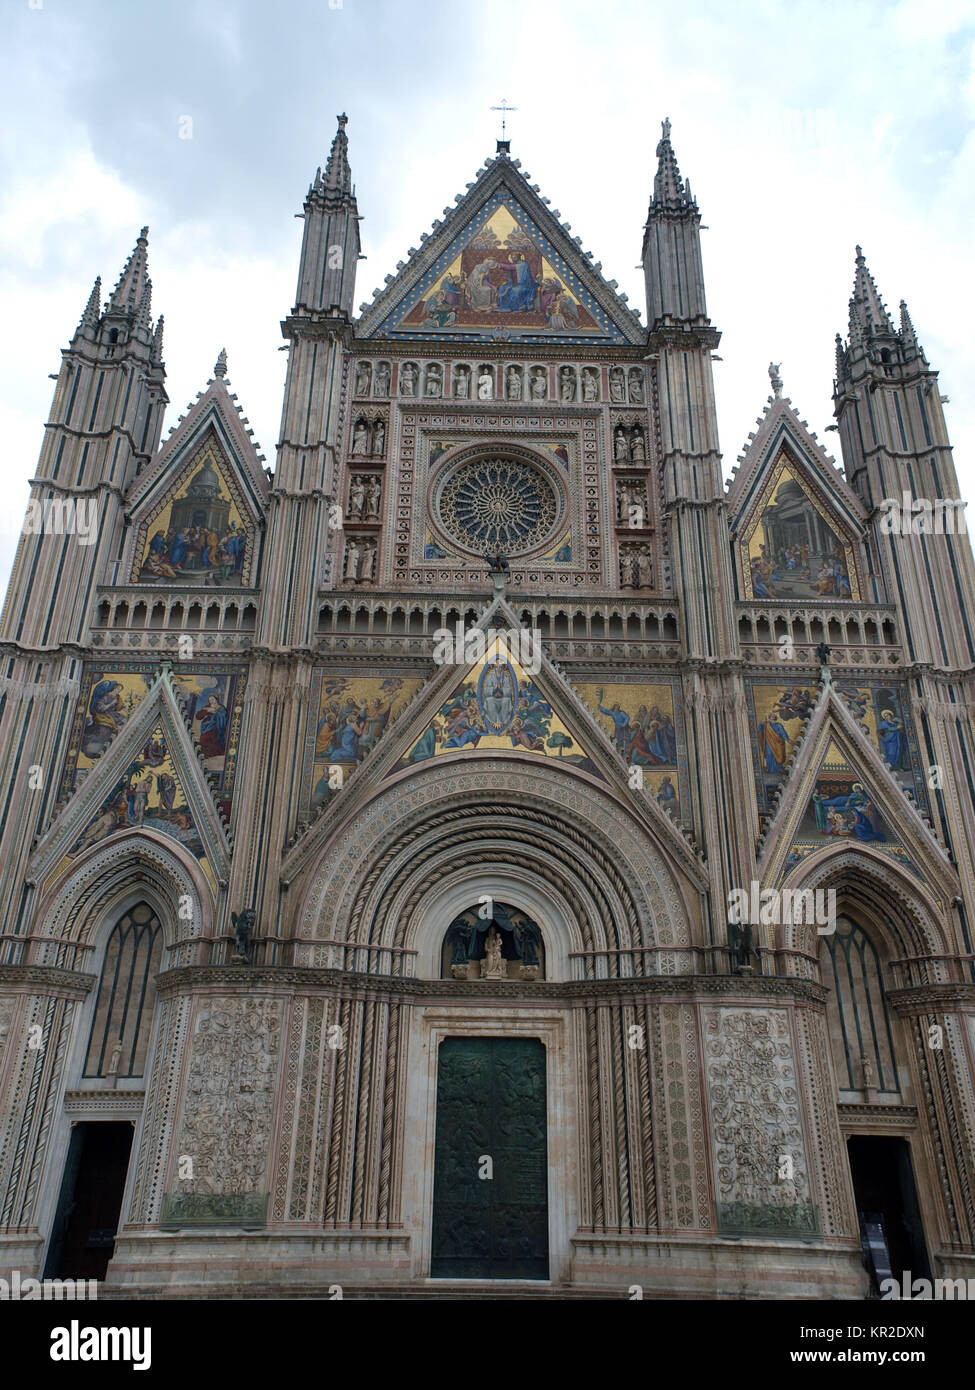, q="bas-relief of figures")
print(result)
[619,543,653,588]
[746,463,857,601]
[347,474,381,522]
[616,478,649,526]
[349,418,385,458]
[311,675,422,807]
[344,536,377,582]
[614,425,646,462]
